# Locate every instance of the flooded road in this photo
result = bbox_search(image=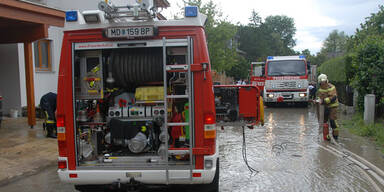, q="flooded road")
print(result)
[219,106,380,192]
[1,106,384,191]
